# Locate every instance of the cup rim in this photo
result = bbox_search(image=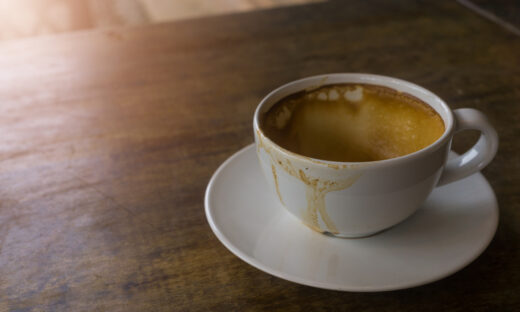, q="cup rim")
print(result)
[253,73,454,168]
